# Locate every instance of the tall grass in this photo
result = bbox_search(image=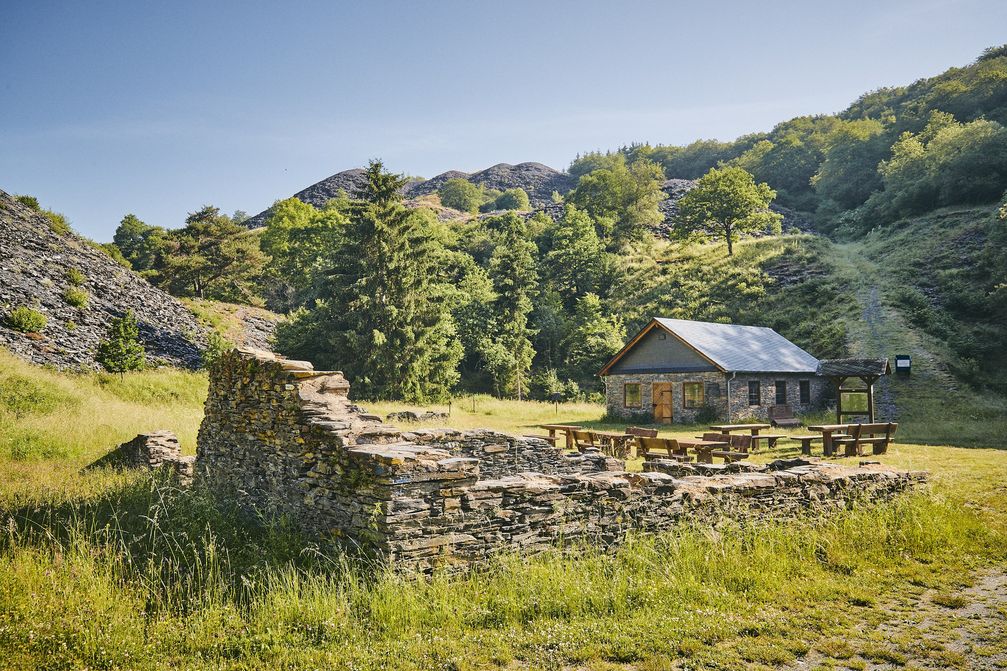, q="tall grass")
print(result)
[1,478,1002,670]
